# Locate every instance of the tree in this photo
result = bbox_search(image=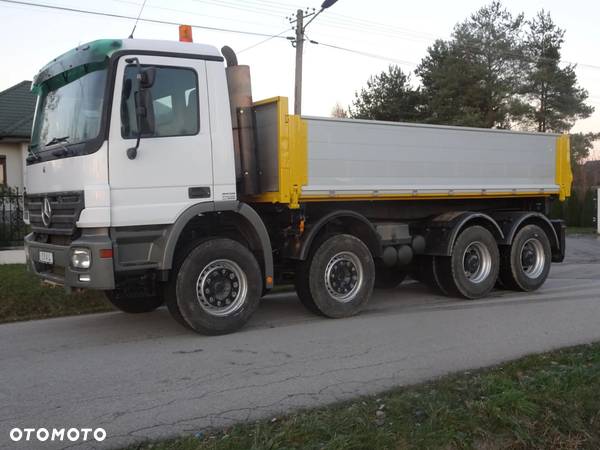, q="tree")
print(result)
[417,1,527,128]
[521,11,594,132]
[330,102,348,118]
[349,65,424,122]
[416,39,489,127]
